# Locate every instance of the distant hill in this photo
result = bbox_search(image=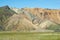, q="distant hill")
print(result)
[0,5,60,32]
